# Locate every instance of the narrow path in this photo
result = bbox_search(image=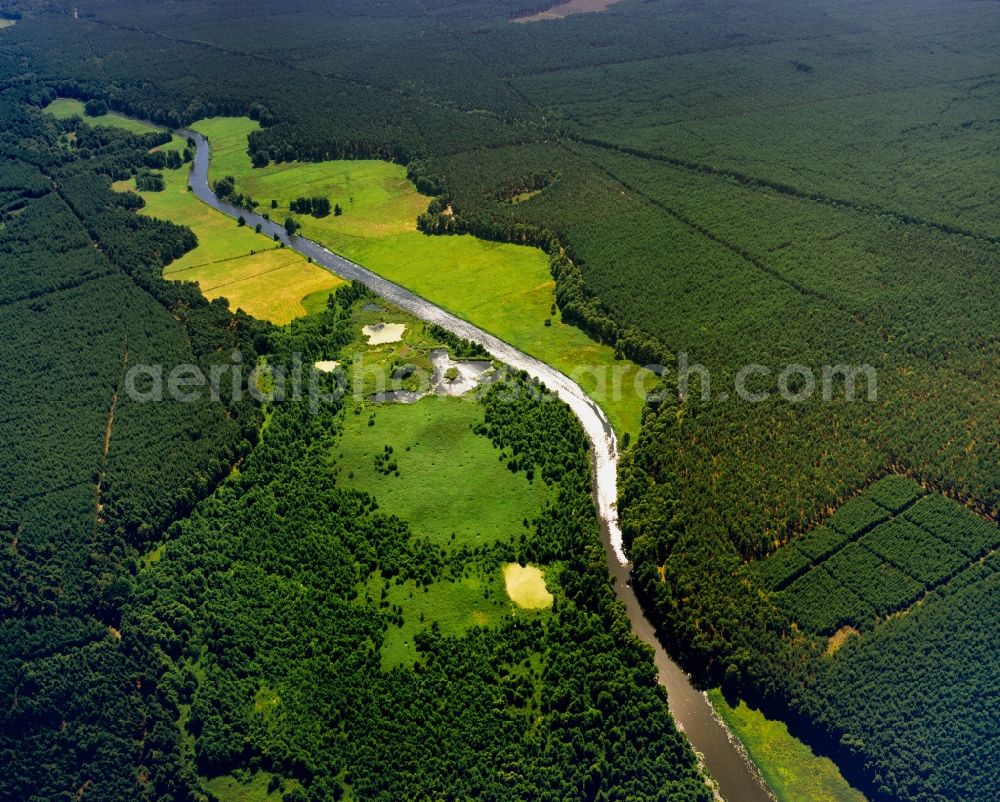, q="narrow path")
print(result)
[180,127,776,802]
